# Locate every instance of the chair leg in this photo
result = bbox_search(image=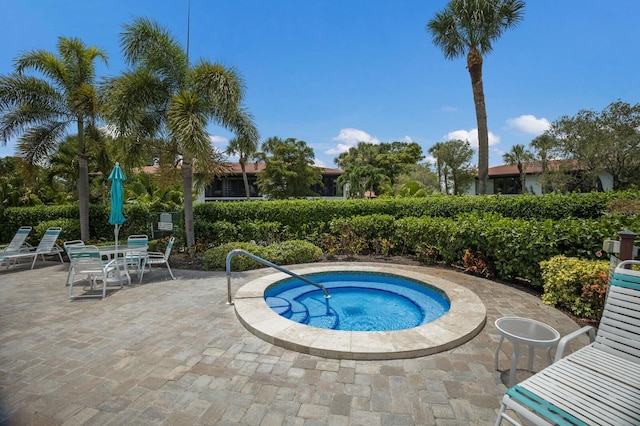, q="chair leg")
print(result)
[166,262,176,280]
[101,272,107,299]
[139,259,147,284]
[68,273,75,299]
